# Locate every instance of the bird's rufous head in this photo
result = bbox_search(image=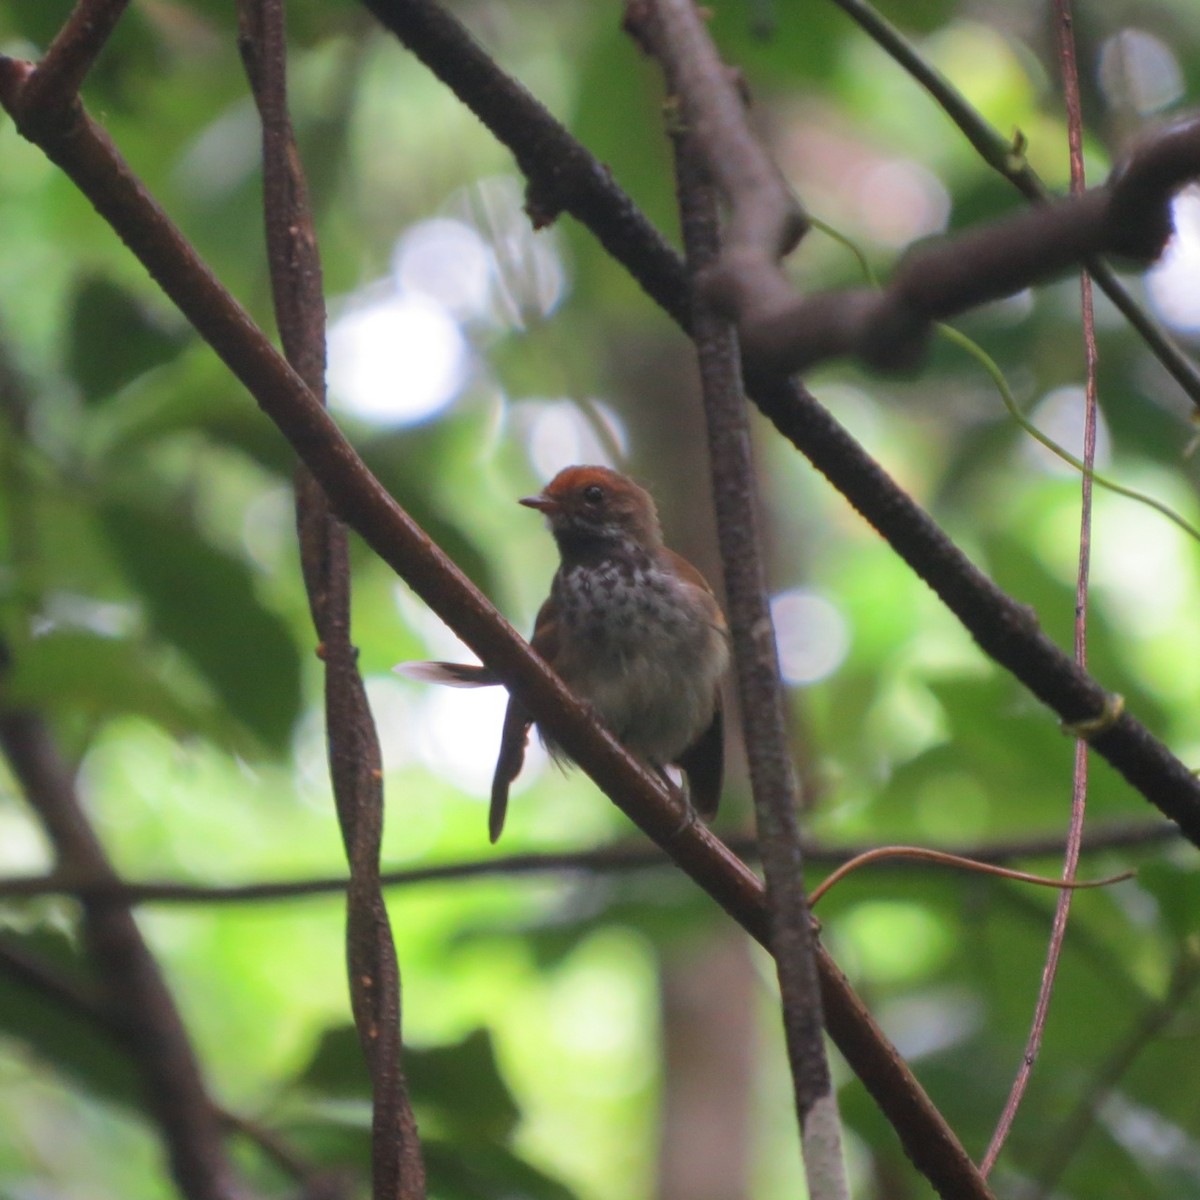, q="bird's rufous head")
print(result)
[520,465,662,550]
